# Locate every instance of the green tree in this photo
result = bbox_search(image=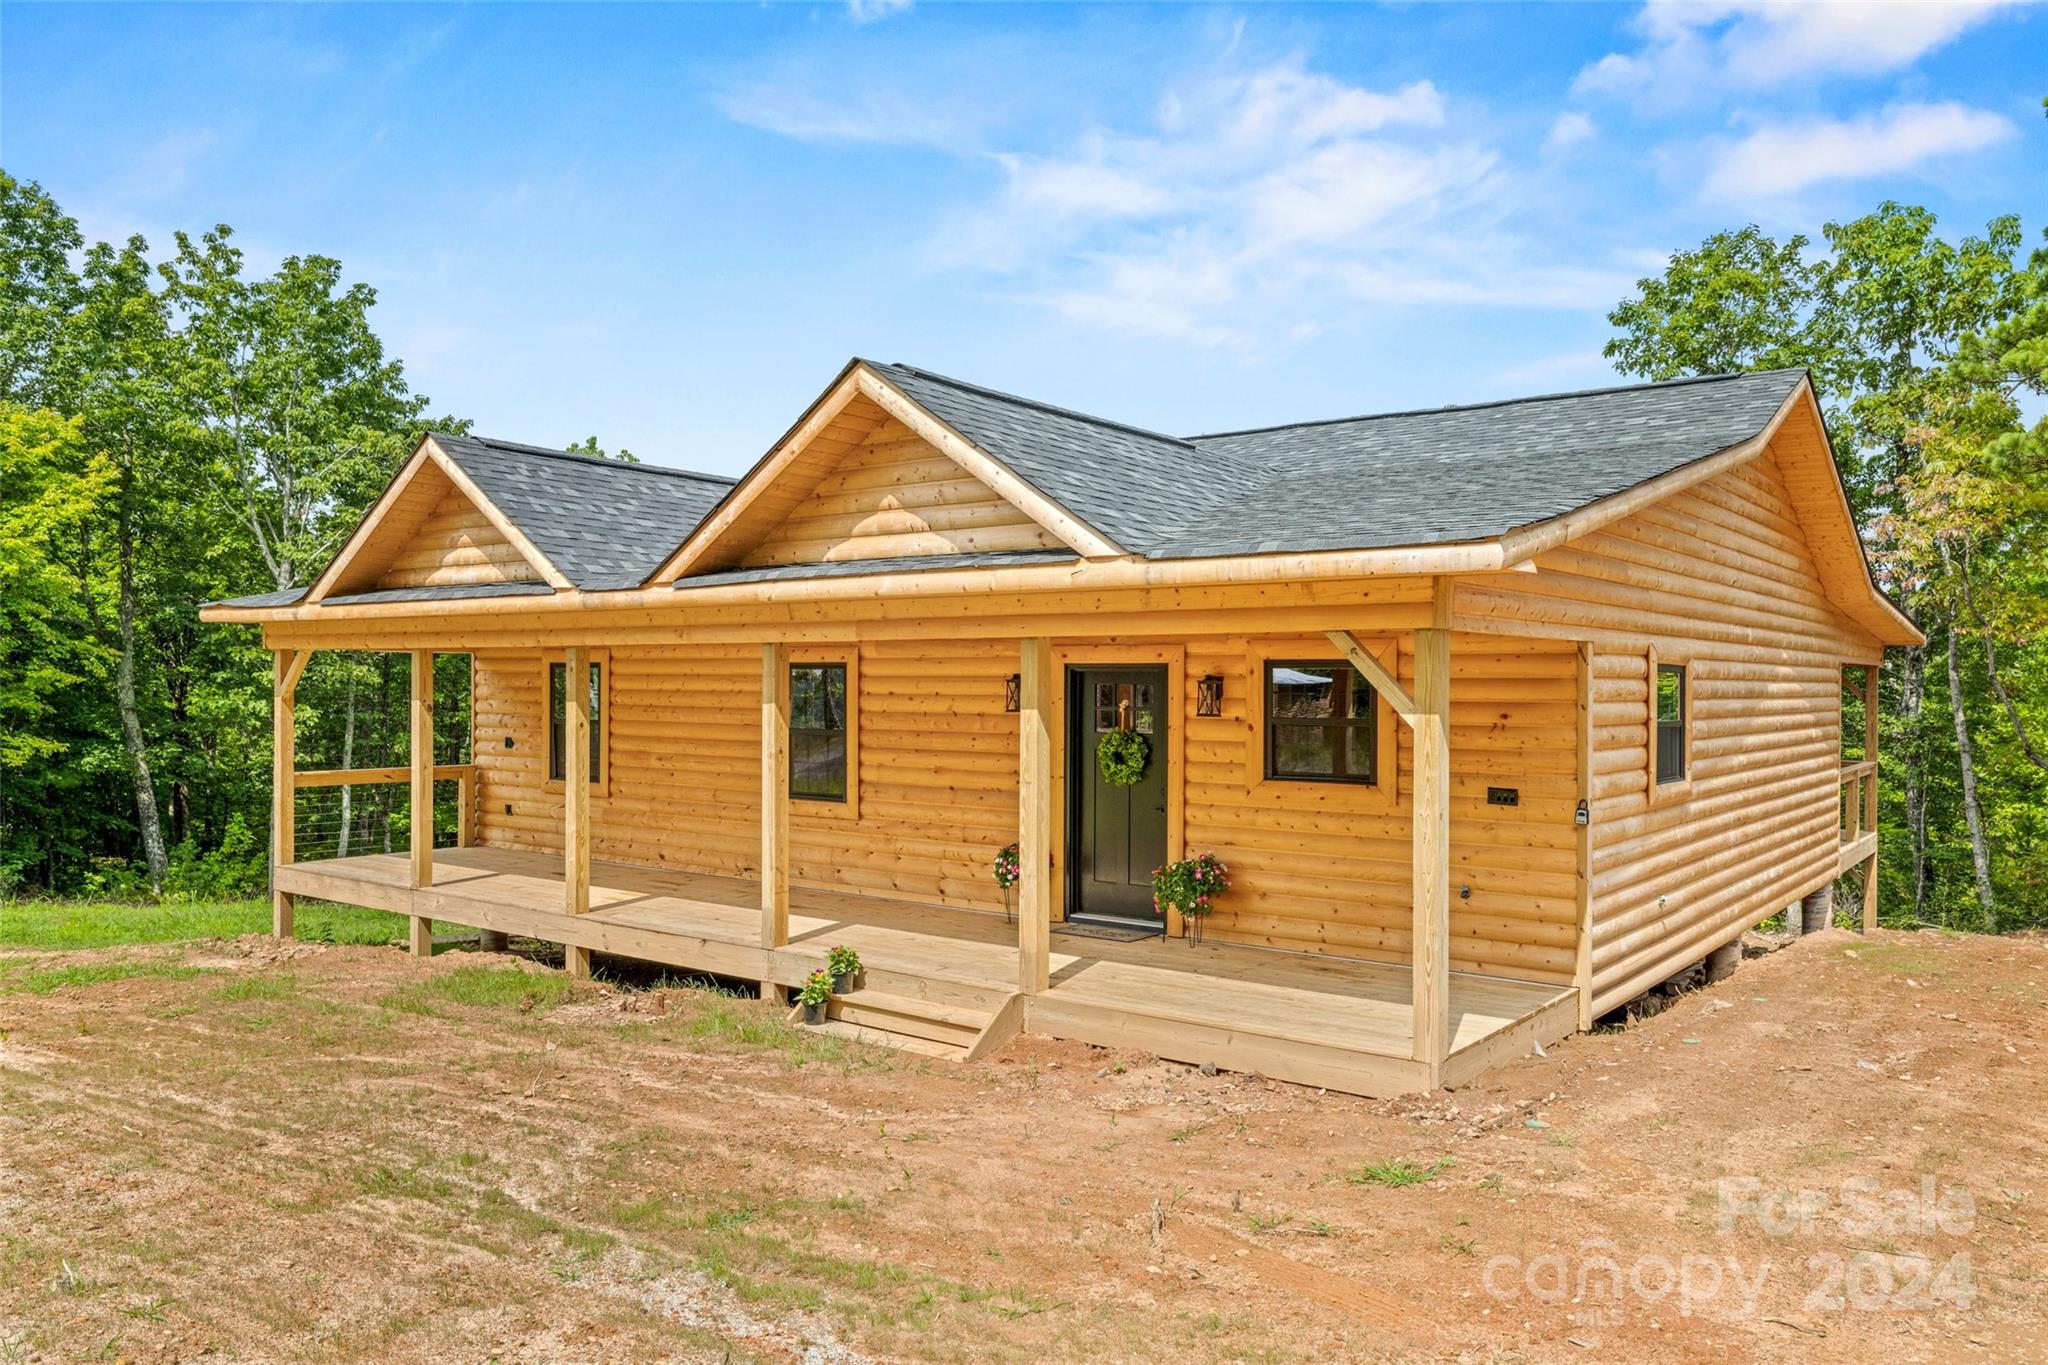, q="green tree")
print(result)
[561,434,638,463]
[1608,204,2044,929]
[161,226,427,592]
